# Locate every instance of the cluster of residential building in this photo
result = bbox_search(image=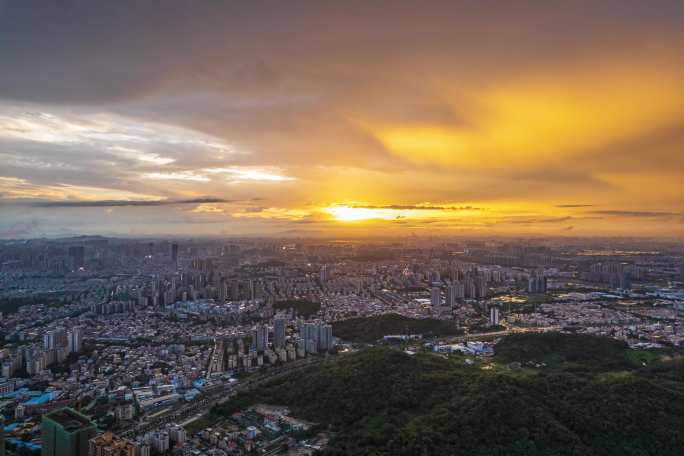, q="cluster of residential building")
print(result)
[0,236,682,454]
[183,404,321,455]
